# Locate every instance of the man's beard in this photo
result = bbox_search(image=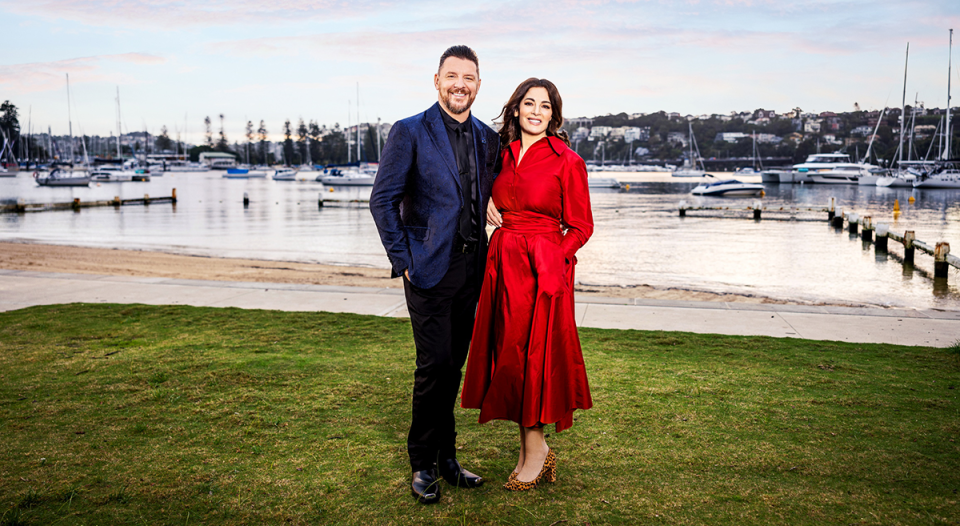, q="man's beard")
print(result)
[443,89,475,115]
